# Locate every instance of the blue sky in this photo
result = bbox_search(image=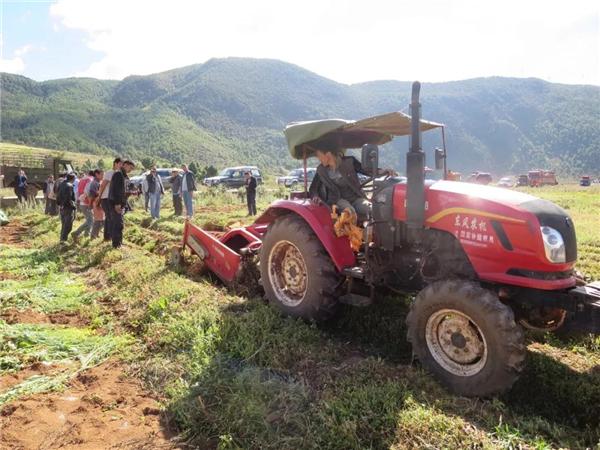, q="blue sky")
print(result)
[1,0,101,79]
[1,0,599,85]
